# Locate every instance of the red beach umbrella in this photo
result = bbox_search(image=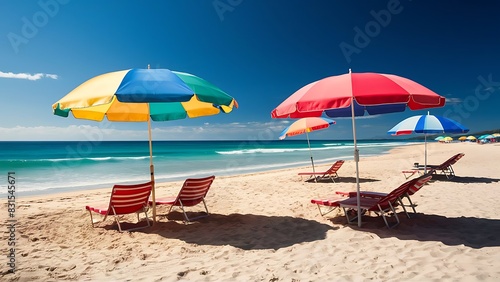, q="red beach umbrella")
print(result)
[271,70,446,227]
